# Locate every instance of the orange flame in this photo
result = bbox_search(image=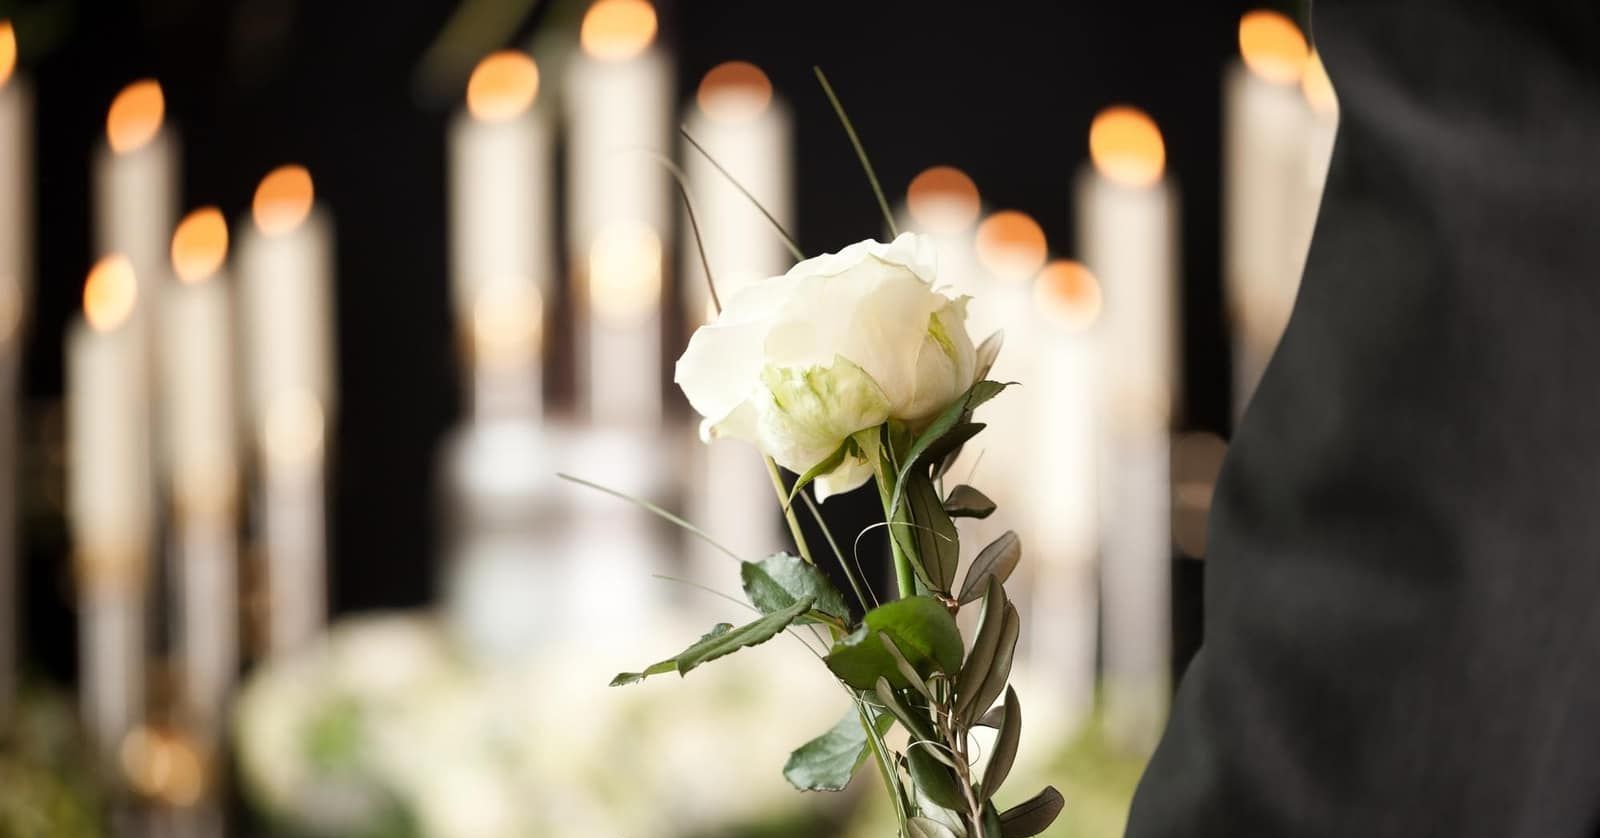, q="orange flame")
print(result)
[697,61,773,123]
[171,207,229,284]
[1089,106,1165,188]
[1239,10,1309,85]
[467,51,539,122]
[975,211,1048,283]
[0,22,16,88]
[252,165,314,236]
[1034,259,1102,332]
[580,0,657,62]
[106,80,165,154]
[907,166,980,234]
[84,255,137,332]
